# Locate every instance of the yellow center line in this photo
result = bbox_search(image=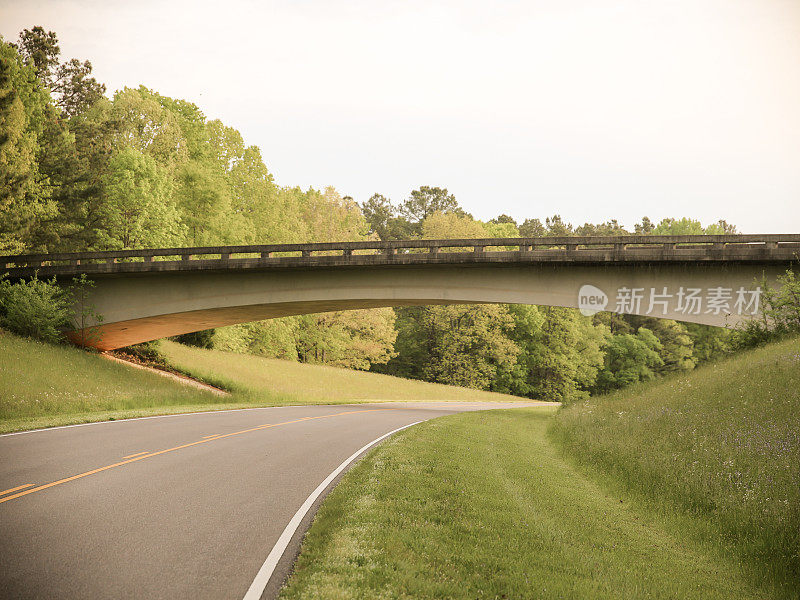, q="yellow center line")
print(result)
[0,409,388,506]
[202,434,220,439]
[122,451,149,459]
[0,483,34,496]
